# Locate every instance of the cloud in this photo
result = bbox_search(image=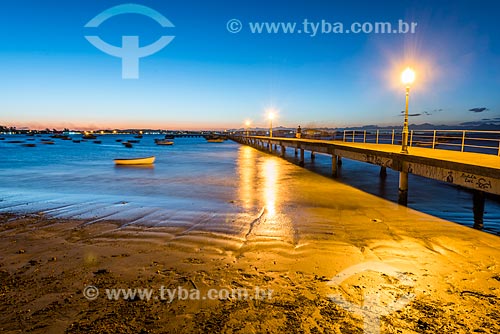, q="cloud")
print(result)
[459,120,500,127]
[460,121,483,126]
[400,108,442,117]
[469,107,488,113]
[419,108,443,116]
[399,112,422,117]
